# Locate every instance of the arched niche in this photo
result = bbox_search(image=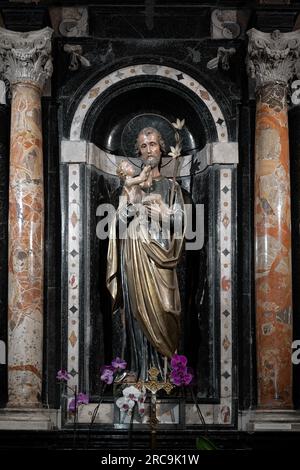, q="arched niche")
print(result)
[60,63,237,428]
